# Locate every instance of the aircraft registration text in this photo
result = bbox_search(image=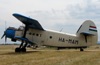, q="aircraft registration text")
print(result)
[59,38,78,44]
